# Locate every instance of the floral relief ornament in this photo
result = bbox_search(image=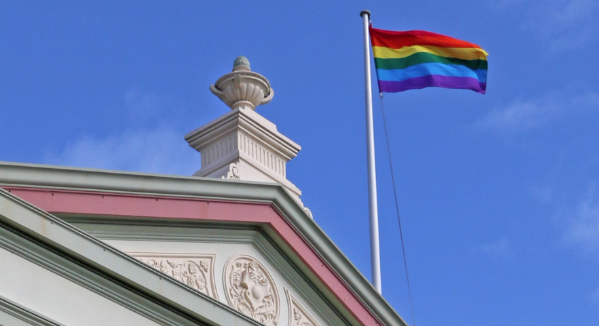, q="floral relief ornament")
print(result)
[285,288,320,326]
[292,307,315,326]
[129,253,218,300]
[224,254,280,326]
